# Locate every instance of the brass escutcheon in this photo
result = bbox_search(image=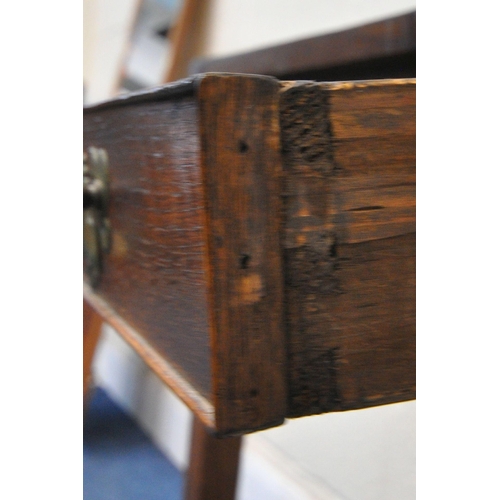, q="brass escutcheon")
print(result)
[83,147,111,287]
